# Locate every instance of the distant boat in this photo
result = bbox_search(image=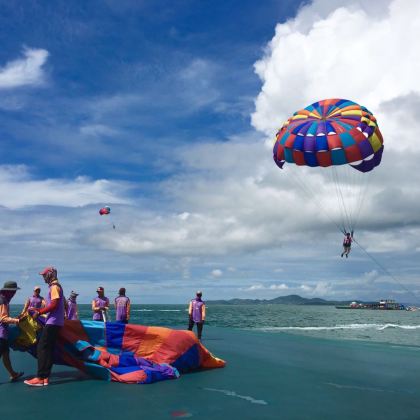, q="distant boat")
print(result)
[336,299,406,310]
